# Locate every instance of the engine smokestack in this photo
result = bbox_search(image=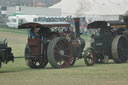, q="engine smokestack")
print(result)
[74,18,80,37]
